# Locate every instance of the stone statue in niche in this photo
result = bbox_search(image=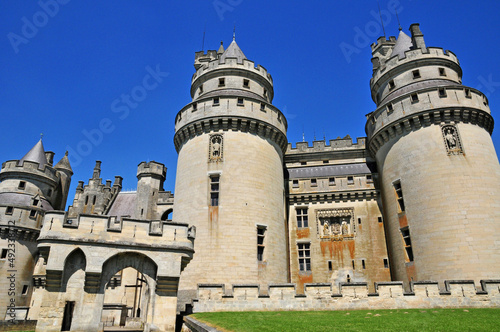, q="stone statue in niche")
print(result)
[323,221,330,235]
[441,124,463,155]
[209,134,223,162]
[332,223,342,235]
[342,221,348,235]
